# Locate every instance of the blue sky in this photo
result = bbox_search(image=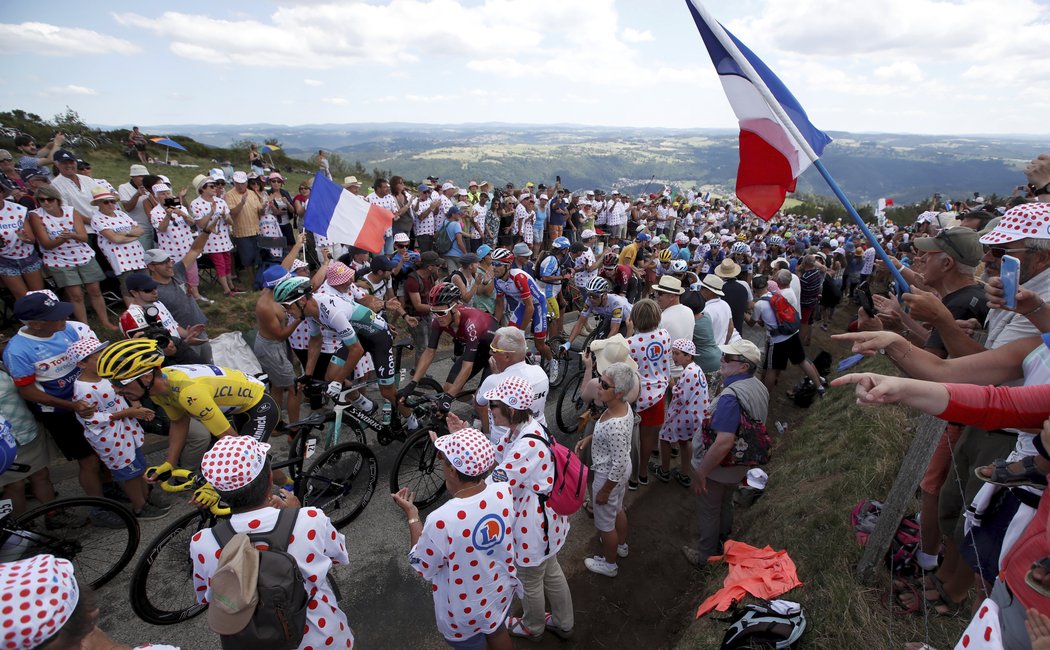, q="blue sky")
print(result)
[2,0,1048,134]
